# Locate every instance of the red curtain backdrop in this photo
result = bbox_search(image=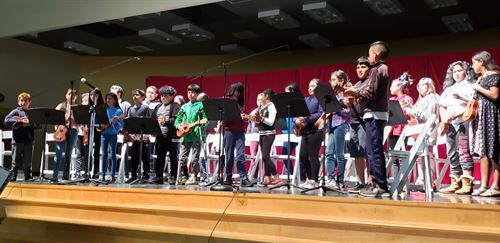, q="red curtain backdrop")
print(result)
[146,47,500,183]
[146,47,500,112]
